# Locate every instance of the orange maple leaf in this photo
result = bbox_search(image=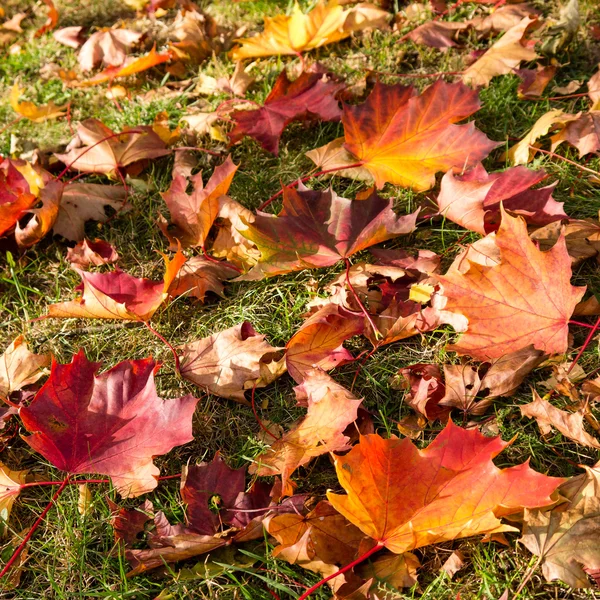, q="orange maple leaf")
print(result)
[438,208,585,360]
